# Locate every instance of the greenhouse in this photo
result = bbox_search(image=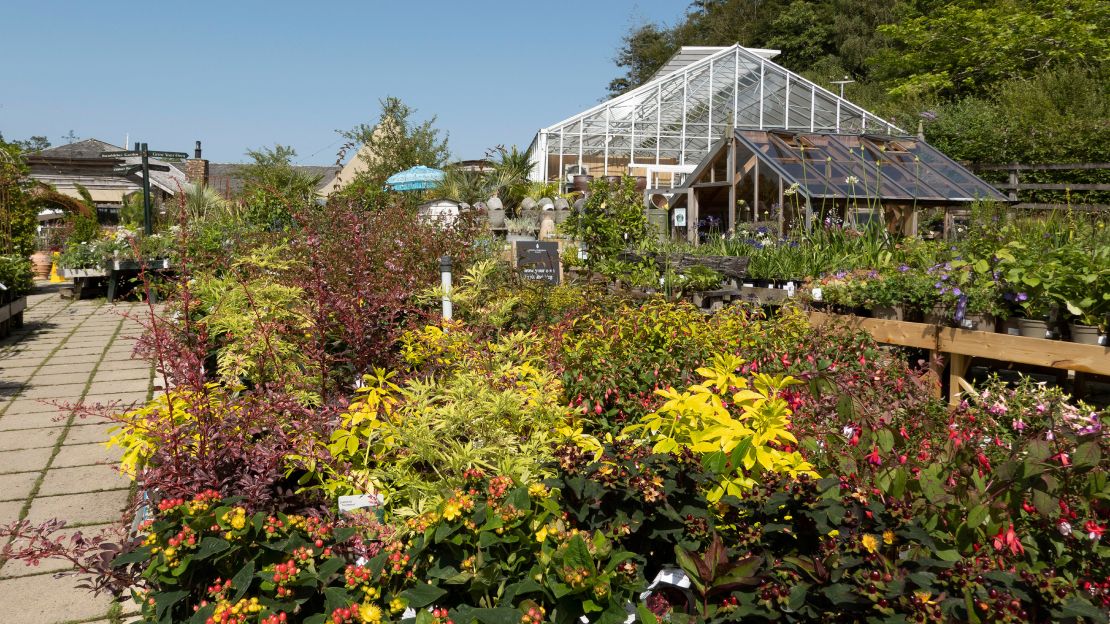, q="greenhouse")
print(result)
[667,129,1010,239]
[527,44,901,188]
